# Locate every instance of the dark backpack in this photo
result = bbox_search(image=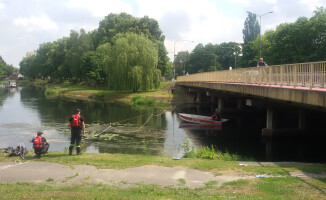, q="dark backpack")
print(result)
[4,145,28,159]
